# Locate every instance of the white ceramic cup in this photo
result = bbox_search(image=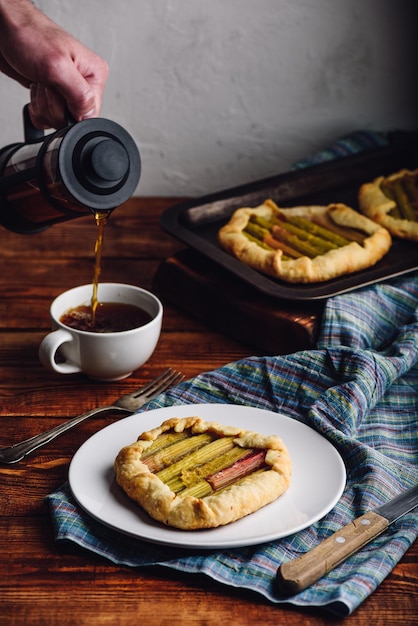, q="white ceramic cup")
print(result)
[38,283,163,381]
